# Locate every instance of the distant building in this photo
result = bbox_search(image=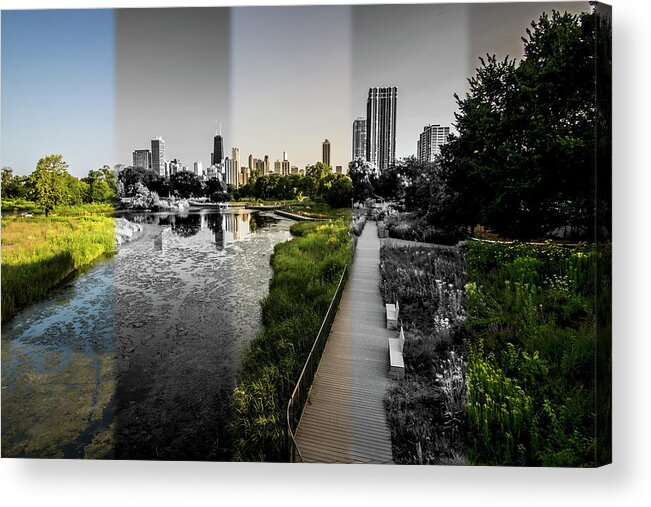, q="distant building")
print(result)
[232,148,240,185]
[248,154,255,171]
[133,149,151,170]
[169,159,182,175]
[274,159,281,174]
[322,139,331,167]
[291,165,299,174]
[193,161,203,177]
[281,159,291,176]
[417,124,450,163]
[366,87,397,172]
[352,117,367,160]
[241,167,249,186]
[212,134,224,166]
[224,157,236,187]
[151,137,166,176]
